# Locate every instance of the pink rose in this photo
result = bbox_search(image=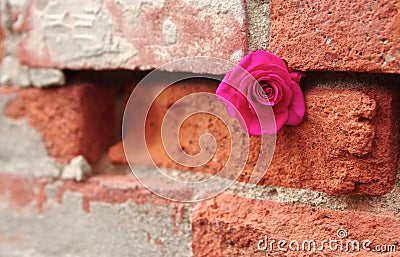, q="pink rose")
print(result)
[216,50,305,135]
